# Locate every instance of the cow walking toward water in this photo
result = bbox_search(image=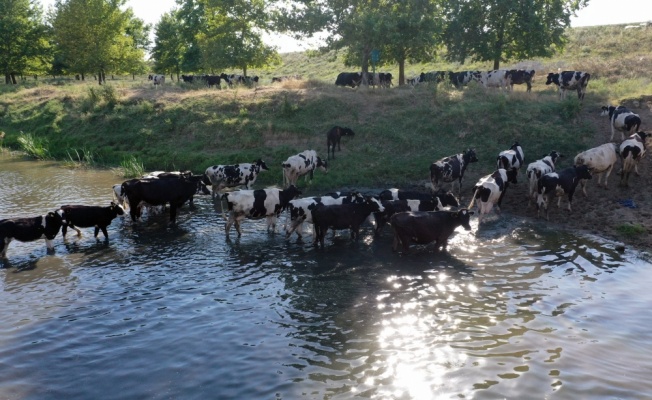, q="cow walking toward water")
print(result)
[469,169,518,222]
[536,165,592,220]
[497,142,525,182]
[282,150,328,187]
[619,131,650,187]
[574,143,619,194]
[430,148,479,195]
[60,202,125,240]
[526,151,562,202]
